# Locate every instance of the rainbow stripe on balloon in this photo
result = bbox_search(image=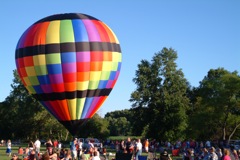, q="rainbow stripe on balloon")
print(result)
[15,13,122,134]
